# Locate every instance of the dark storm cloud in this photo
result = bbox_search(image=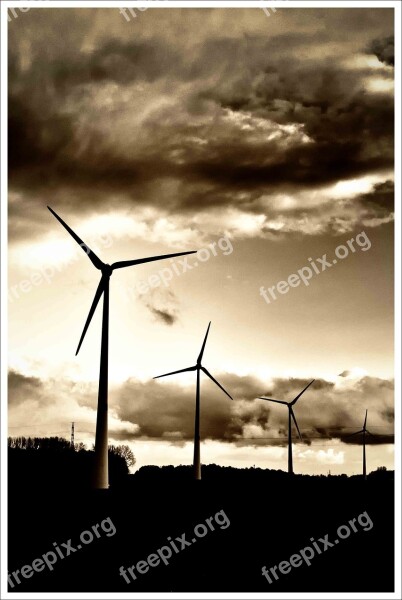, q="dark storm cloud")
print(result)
[44,39,183,88]
[358,180,394,214]
[368,36,394,66]
[8,369,44,407]
[8,369,96,411]
[8,8,394,241]
[9,368,394,446]
[84,372,396,446]
[140,289,180,326]
[260,377,333,399]
[148,307,176,325]
[8,93,162,193]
